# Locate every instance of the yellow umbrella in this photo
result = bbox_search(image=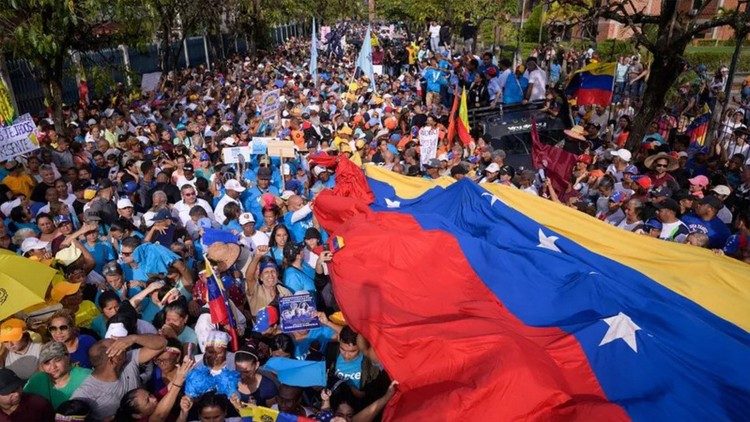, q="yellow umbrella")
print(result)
[0,250,57,320]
